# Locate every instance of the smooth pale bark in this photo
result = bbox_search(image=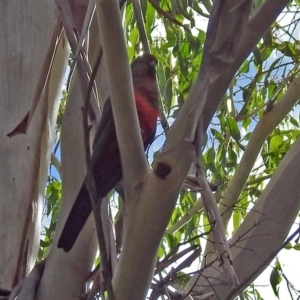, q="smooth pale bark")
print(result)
[38,1,293,299]
[0,0,63,288]
[35,68,99,300]
[35,14,106,300]
[6,0,291,299]
[98,0,291,299]
[111,1,253,299]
